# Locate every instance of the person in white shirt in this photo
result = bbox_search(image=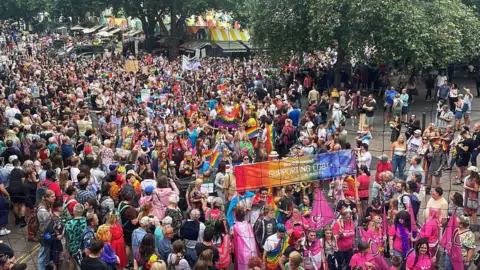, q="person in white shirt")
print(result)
[436,72,448,88]
[406,155,425,184]
[358,143,372,169]
[406,130,422,160]
[4,104,20,126]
